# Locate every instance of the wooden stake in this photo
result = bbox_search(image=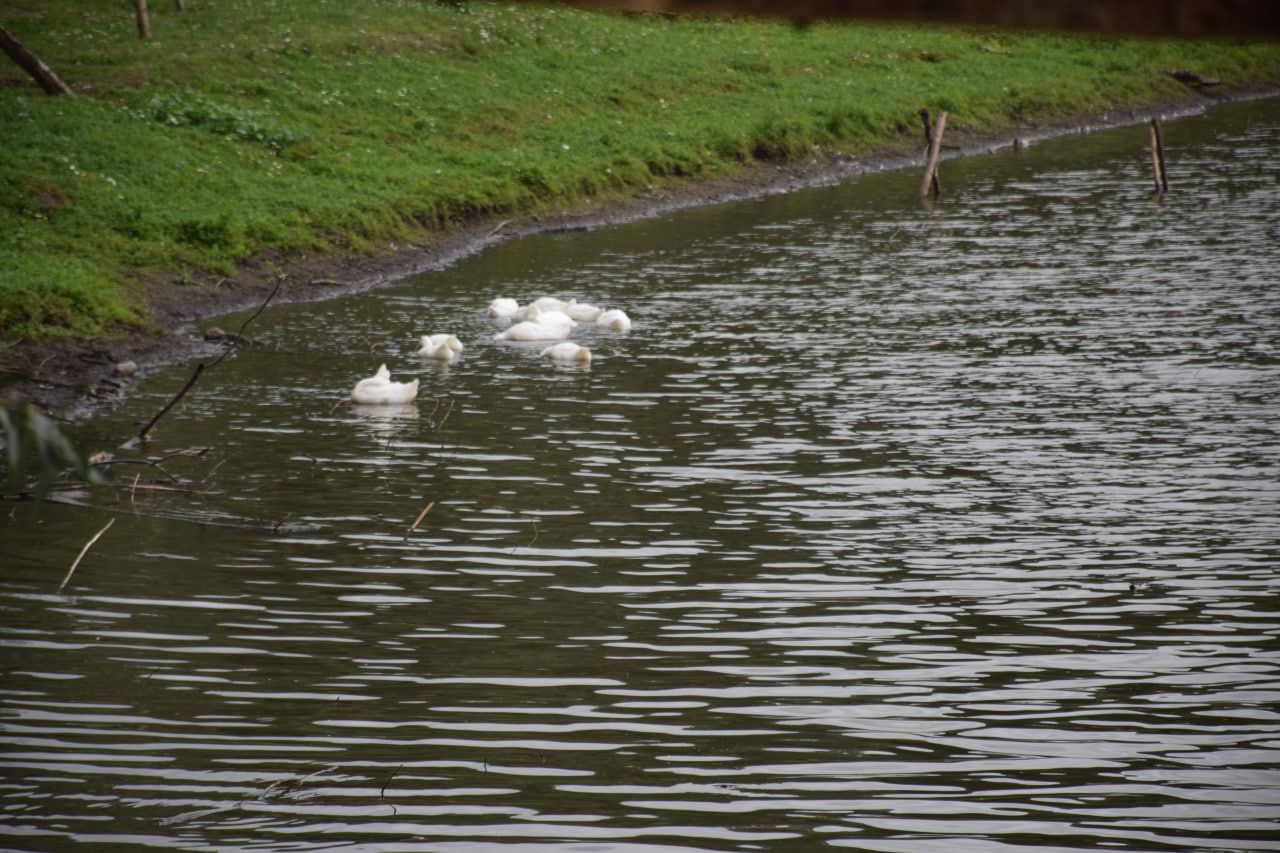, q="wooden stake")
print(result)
[1150,116,1169,192]
[1148,124,1162,191]
[918,110,947,199]
[176,0,187,11]
[919,108,933,148]
[919,109,941,197]
[135,0,152,39]
[58,518,115,593]
[0,24,75,95]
